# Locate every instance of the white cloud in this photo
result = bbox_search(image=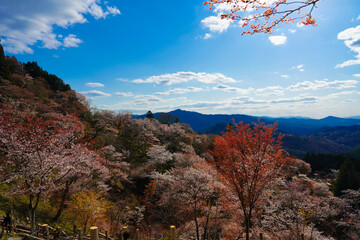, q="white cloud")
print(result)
[1,38,34,54]
[213,84,253,94]
[176,95,317,112]
[41,33,62,49]
[178,102,224,109]
[88,3,120,19]
[212,3,234,13]
[336,25,360,68]
[287,80,358,91]
[231,97,266,105]
[88,3,108,19]
[255,86,284,97]
[85,82,104,87]
[107,6,121,16]
[115,92,133,97]
[270,96,317,104]
[289,29,296,34]
[297,22,305,28]
[132,72,238,85]
[268,35,287,45]
[132,95,164,106]
[80,90,111,98]
[254,79,357,95]
[201,16,231,33]
[293,64,305,72]
[357,15,360,21]
[63,34,83,48]
[281,74,289,78]
[353,73,360,78]
[154,87,203,96]
[0,0,121,54]
[204,33,212,39]
[325,91,358,99]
